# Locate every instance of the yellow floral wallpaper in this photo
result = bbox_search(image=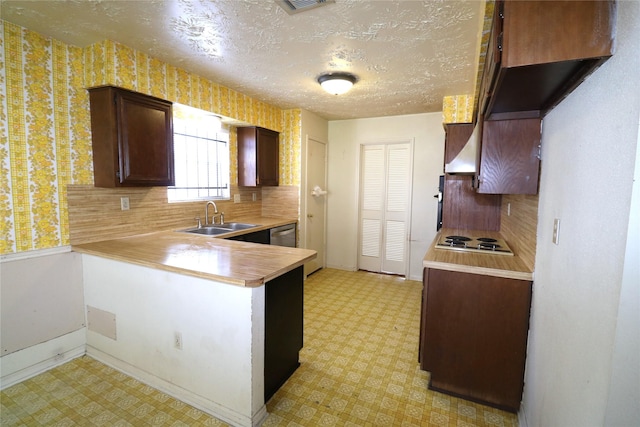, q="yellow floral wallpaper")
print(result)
[281,109,302,187]
[442,95,474,124]
[1,20,300,255]
[442,0,494,125]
